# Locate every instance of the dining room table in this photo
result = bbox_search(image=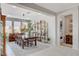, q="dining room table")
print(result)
[22,37,39,49]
